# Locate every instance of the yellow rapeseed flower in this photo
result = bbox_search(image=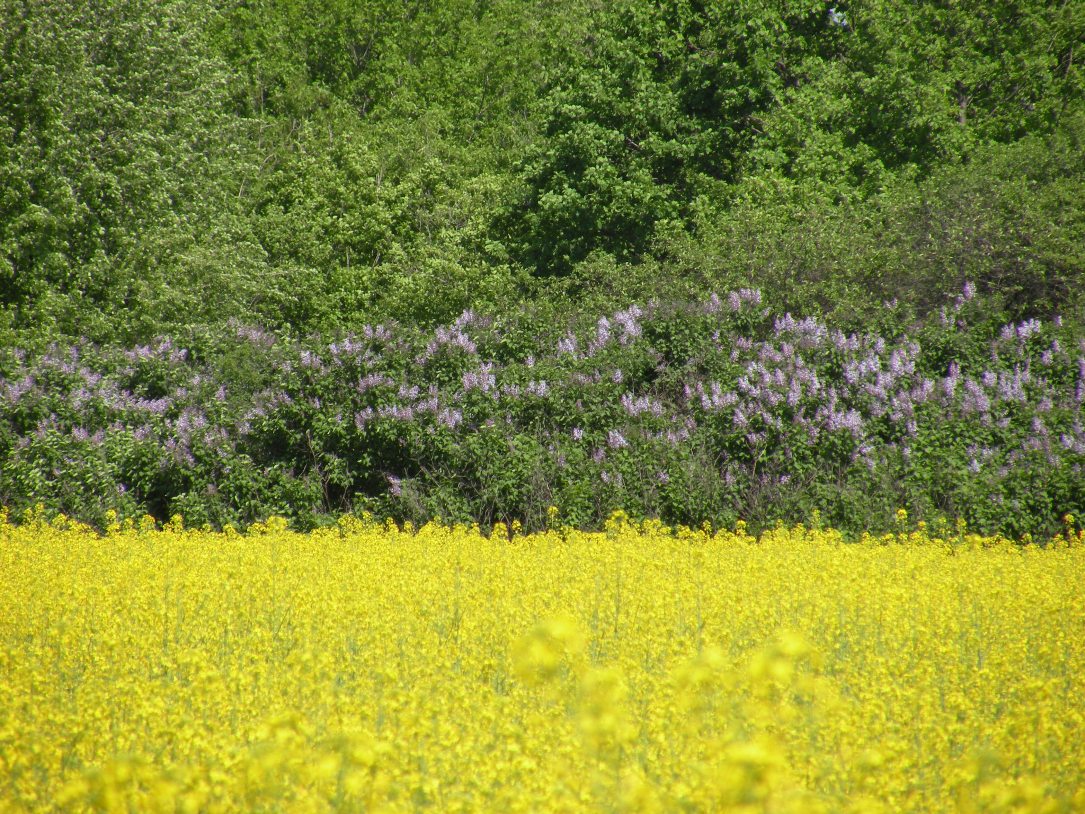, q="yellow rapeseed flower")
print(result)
[0,512,1081,812]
